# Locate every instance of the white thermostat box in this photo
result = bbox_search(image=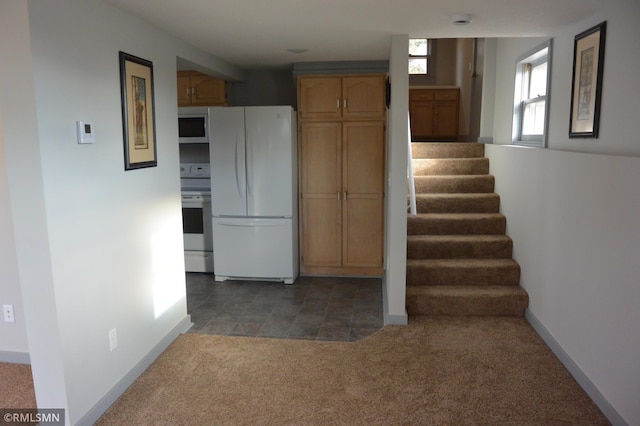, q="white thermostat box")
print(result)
[76,121,95,144]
